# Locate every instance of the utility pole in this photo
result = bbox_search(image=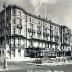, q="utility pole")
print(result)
[3,2,8,69]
